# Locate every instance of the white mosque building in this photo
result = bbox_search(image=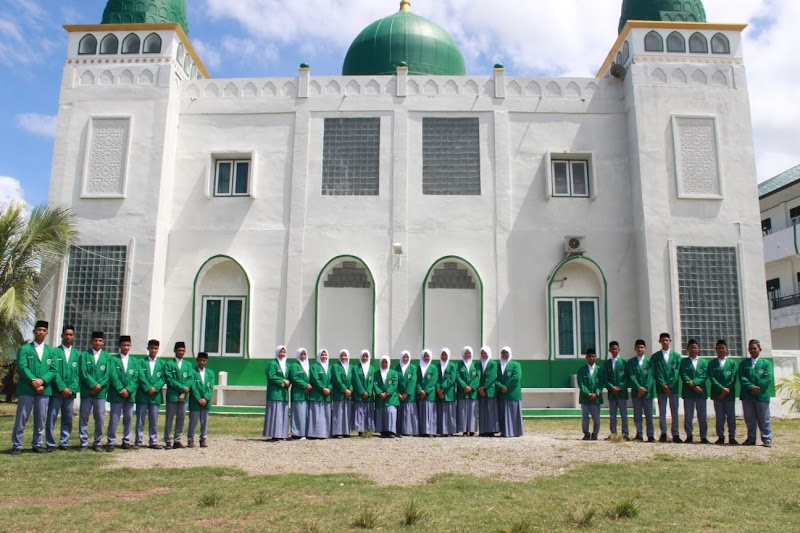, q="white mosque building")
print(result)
[41,0,769,389]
